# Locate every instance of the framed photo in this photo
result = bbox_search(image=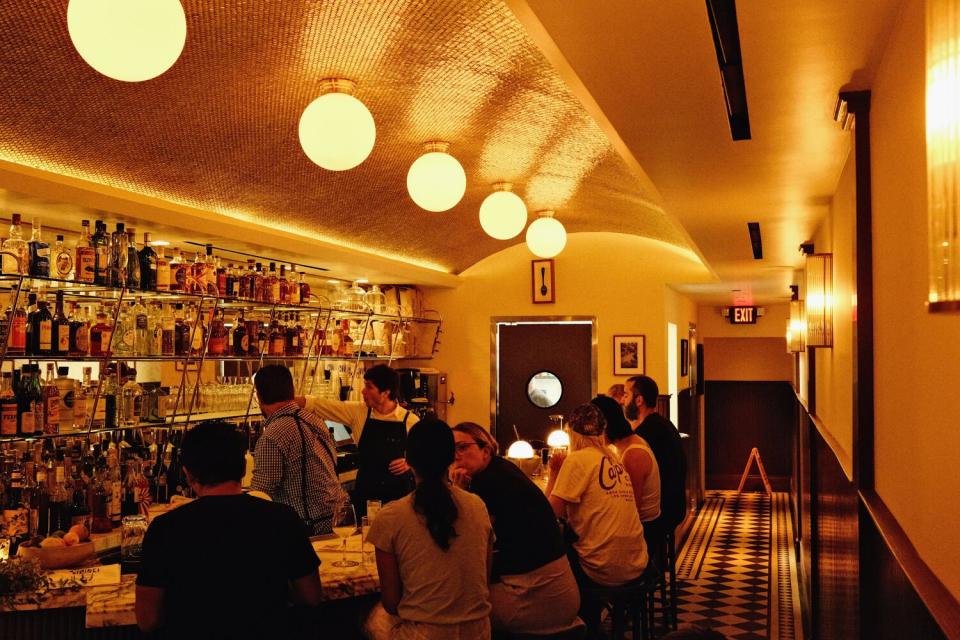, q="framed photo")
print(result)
[613,335,645,375]
[531,259,555,303]
[680,338,689,376]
